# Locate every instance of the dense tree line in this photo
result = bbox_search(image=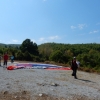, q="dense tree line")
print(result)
[38,43,100,72]
[0,39,100,72]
